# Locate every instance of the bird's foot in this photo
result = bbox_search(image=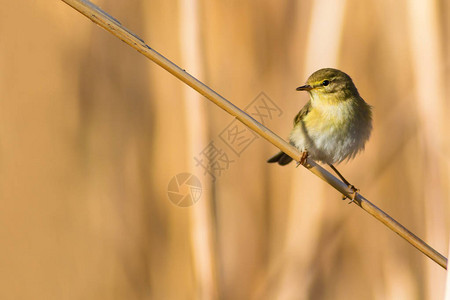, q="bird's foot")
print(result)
[342,185,359,204]
[296,151,309,167]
